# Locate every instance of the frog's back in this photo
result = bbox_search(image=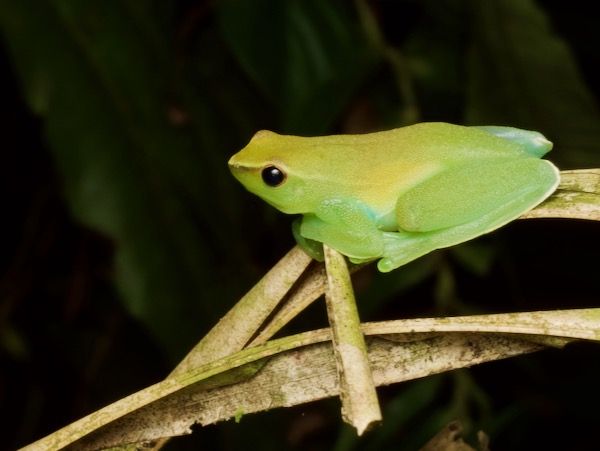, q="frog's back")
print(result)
[309,123,553,213]
[351,122,547,162]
